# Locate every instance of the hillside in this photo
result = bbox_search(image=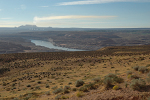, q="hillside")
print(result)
[1,45,150,100]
